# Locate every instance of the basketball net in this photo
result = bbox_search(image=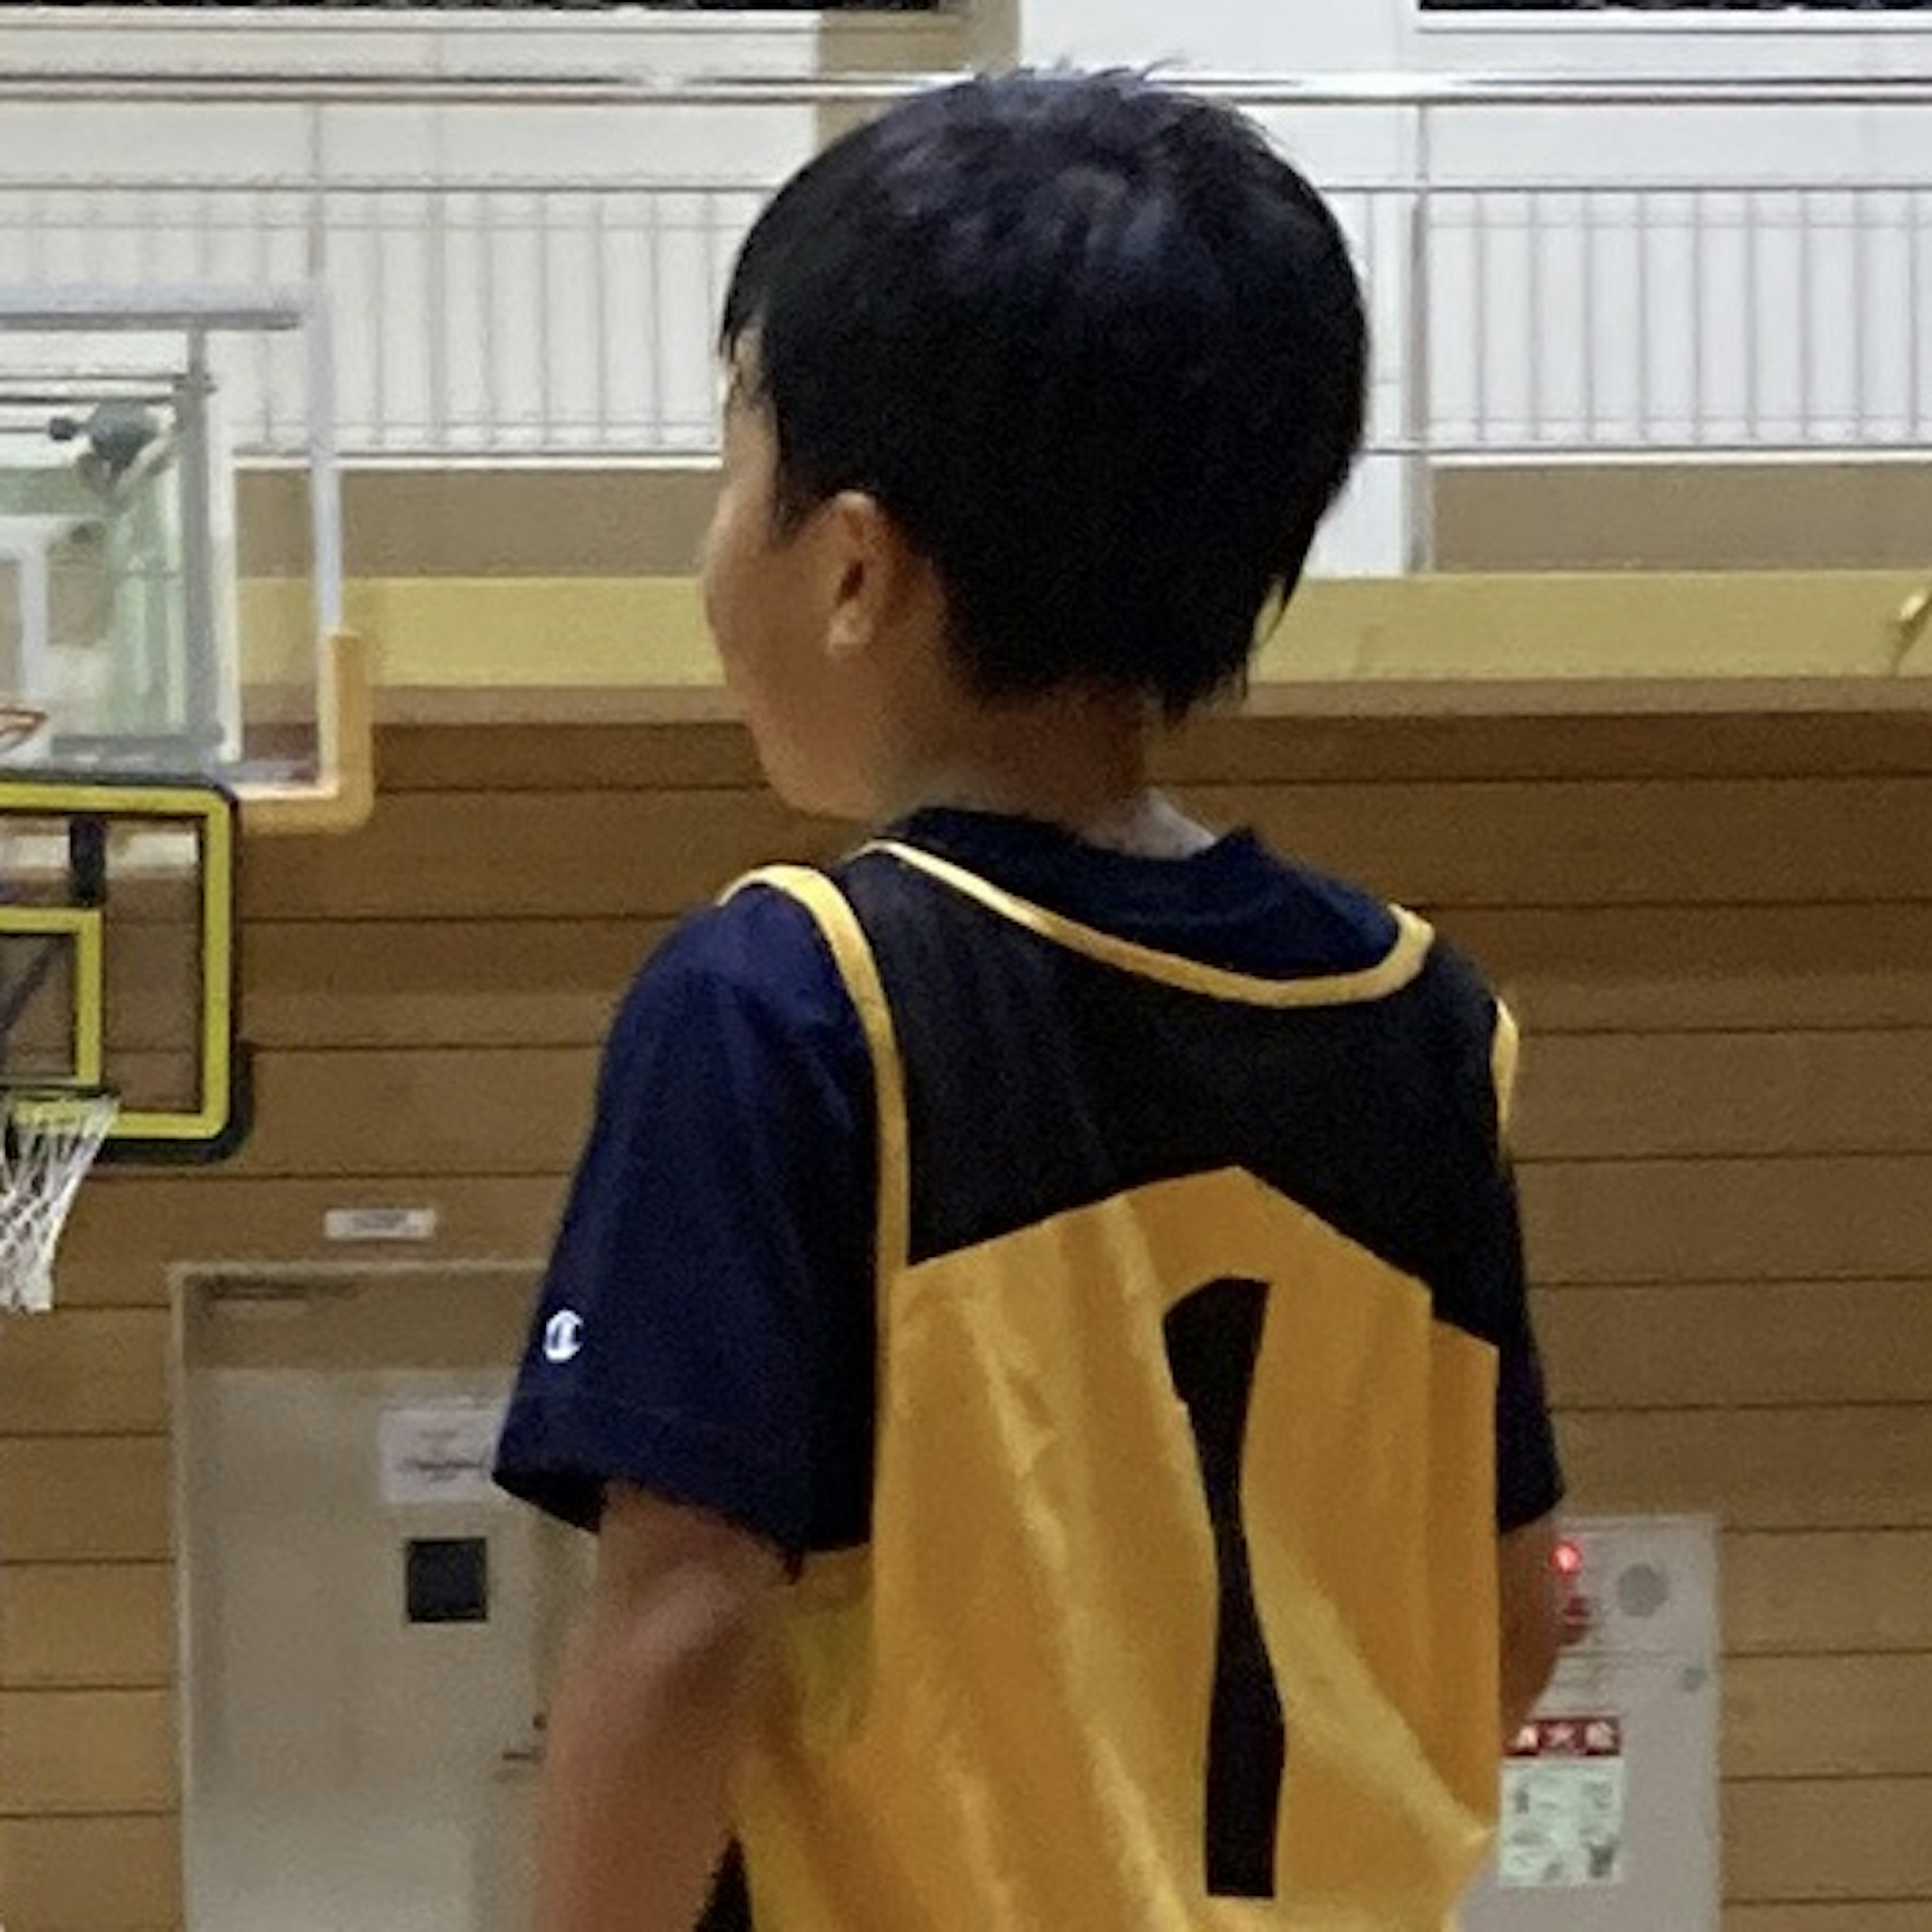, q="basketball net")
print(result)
[0,1092,118,1313]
